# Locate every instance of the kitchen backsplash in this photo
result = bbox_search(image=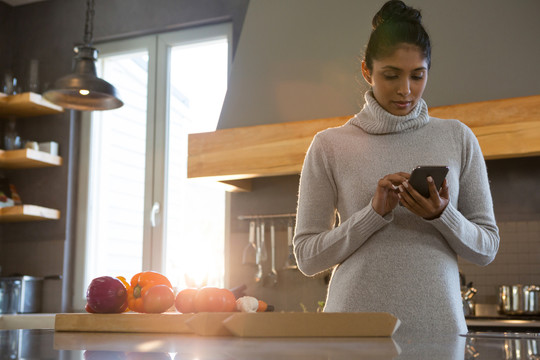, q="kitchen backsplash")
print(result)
[232,217,540,311]
[458,219,540,304]
[228,156,540,310]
